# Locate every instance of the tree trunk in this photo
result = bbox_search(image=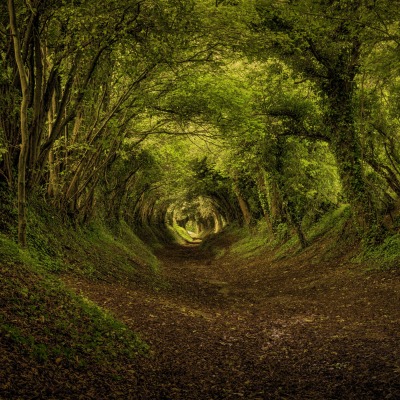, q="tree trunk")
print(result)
[333,133,377,233]
[213,211,224,233]
[8,0,30,247]
[294,222,308,249]
[47,94,58,198]
[233,181,252,226]
[326,77,378,235]
[28,24,44,181]
[257,170,274,236]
